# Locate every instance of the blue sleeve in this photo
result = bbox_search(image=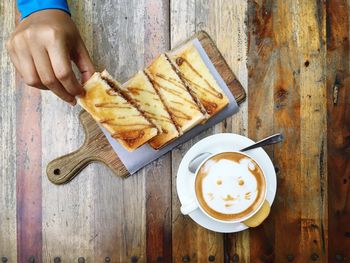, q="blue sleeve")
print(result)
[17,0,70,19]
